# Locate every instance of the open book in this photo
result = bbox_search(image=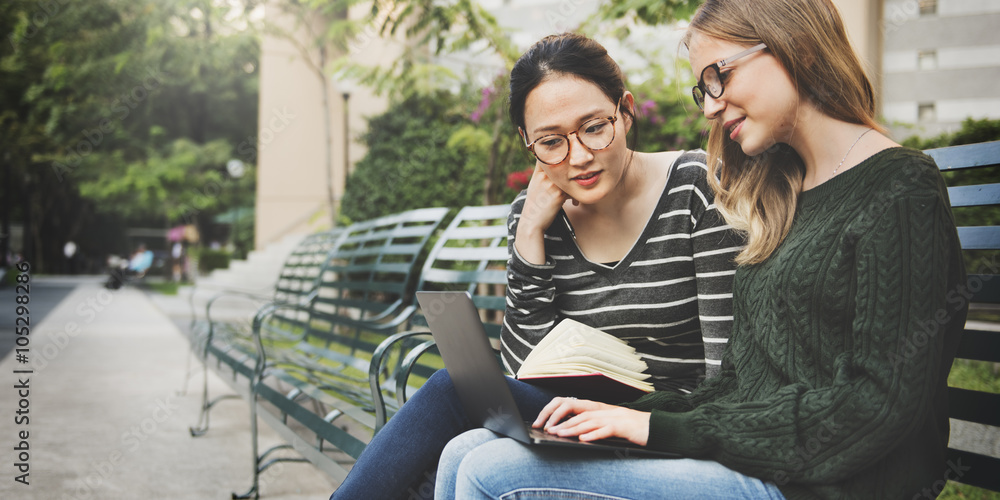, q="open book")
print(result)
[516,318,654,404]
